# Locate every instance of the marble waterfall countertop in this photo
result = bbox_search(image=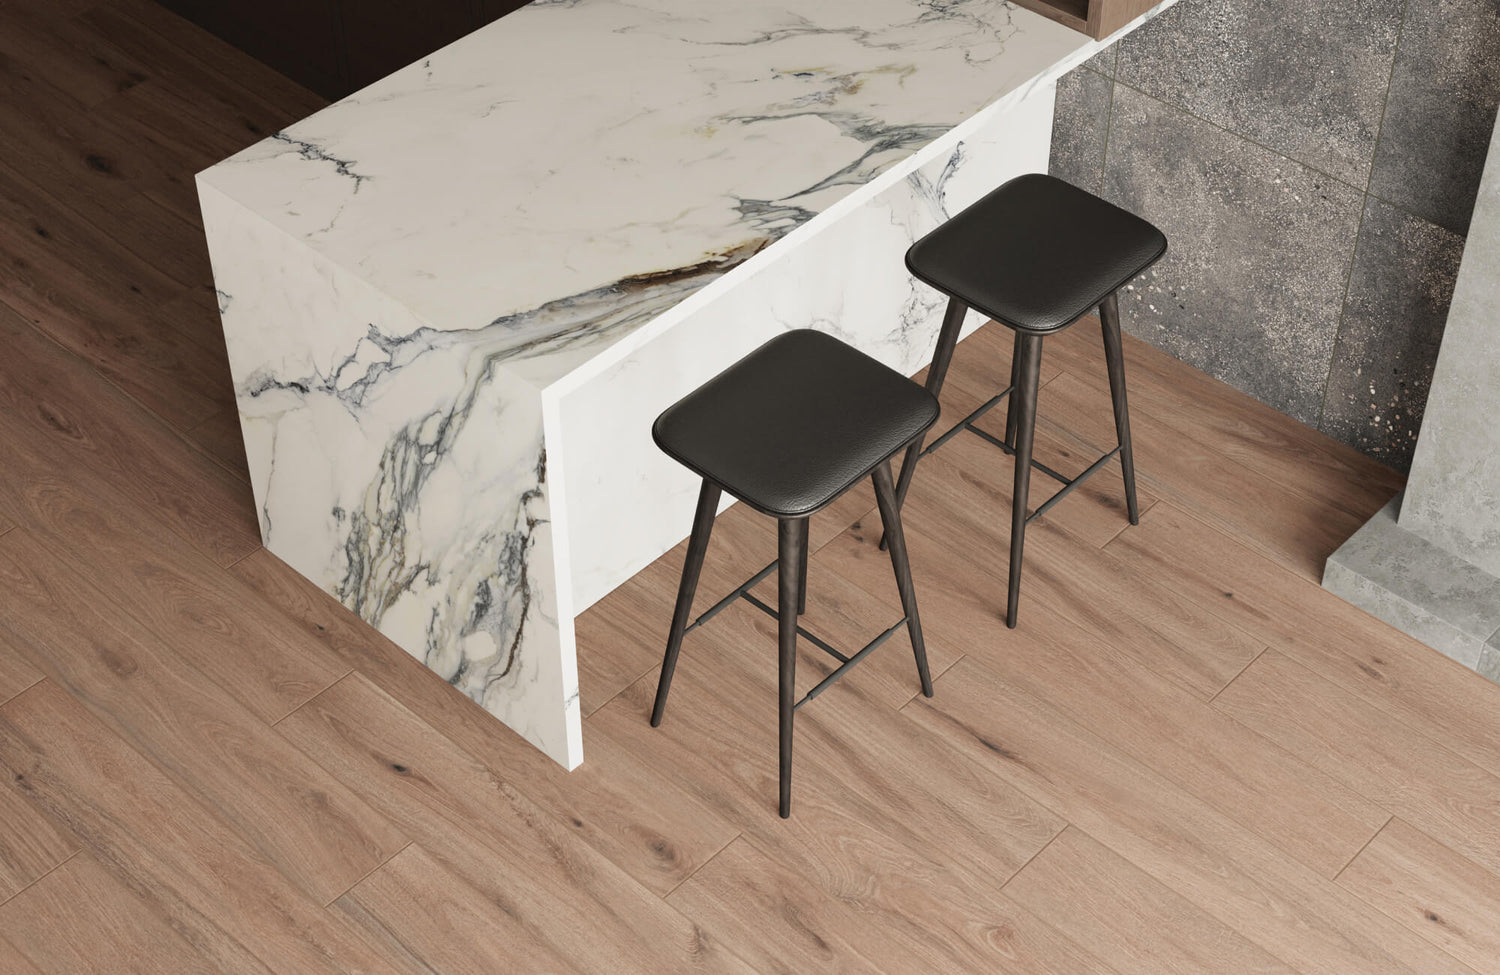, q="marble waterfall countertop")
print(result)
[201,0,1110,391]
[199,0,1175,767]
